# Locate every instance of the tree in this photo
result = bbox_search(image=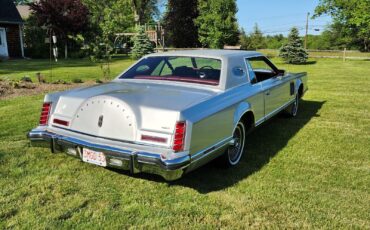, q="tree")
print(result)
[305,34,330,50]
[30,0,89,59]
[307,22,354,50]
[131,0,159,25]
[239,28,251,50]
[196,0,239,48]
[82,0,135,36]
[23,15,49,58]
[279,27,308,64]
[13,0,31,5]
[239,24,267,50]
[321,22,355,49]
[131,26,154,59]
[163,0,199,48]
[82,0,136,79]
[249,24,266,50]
[314,0,370,51]
[82,0,157,38]
[89,41,113,80]
[265,34,286,49]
